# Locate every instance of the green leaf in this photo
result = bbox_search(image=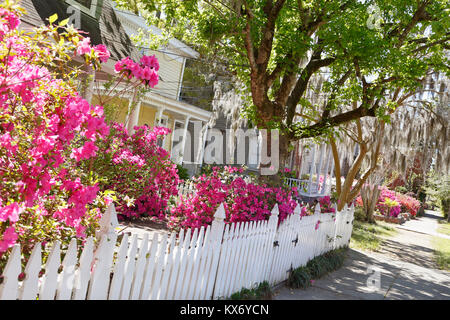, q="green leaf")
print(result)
[48,13,58,24]
[59,18,69,27]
